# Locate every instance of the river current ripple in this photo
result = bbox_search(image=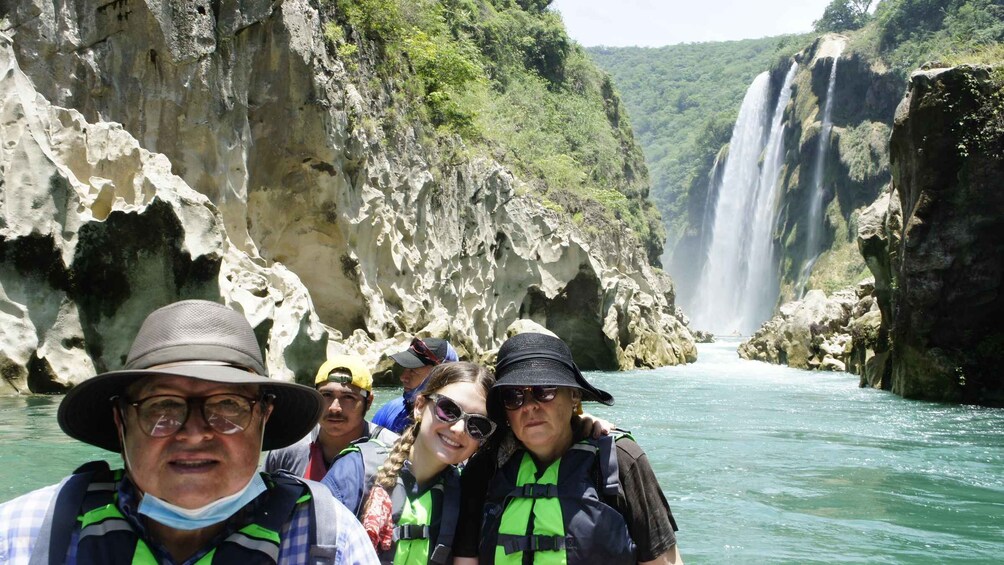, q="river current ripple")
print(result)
[2,338,1002,563]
